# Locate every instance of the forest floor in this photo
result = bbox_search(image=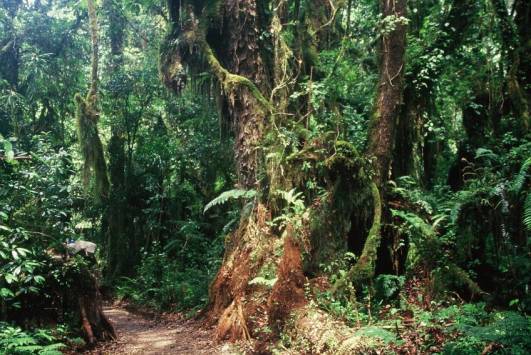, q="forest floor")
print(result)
[85,306,240,355]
